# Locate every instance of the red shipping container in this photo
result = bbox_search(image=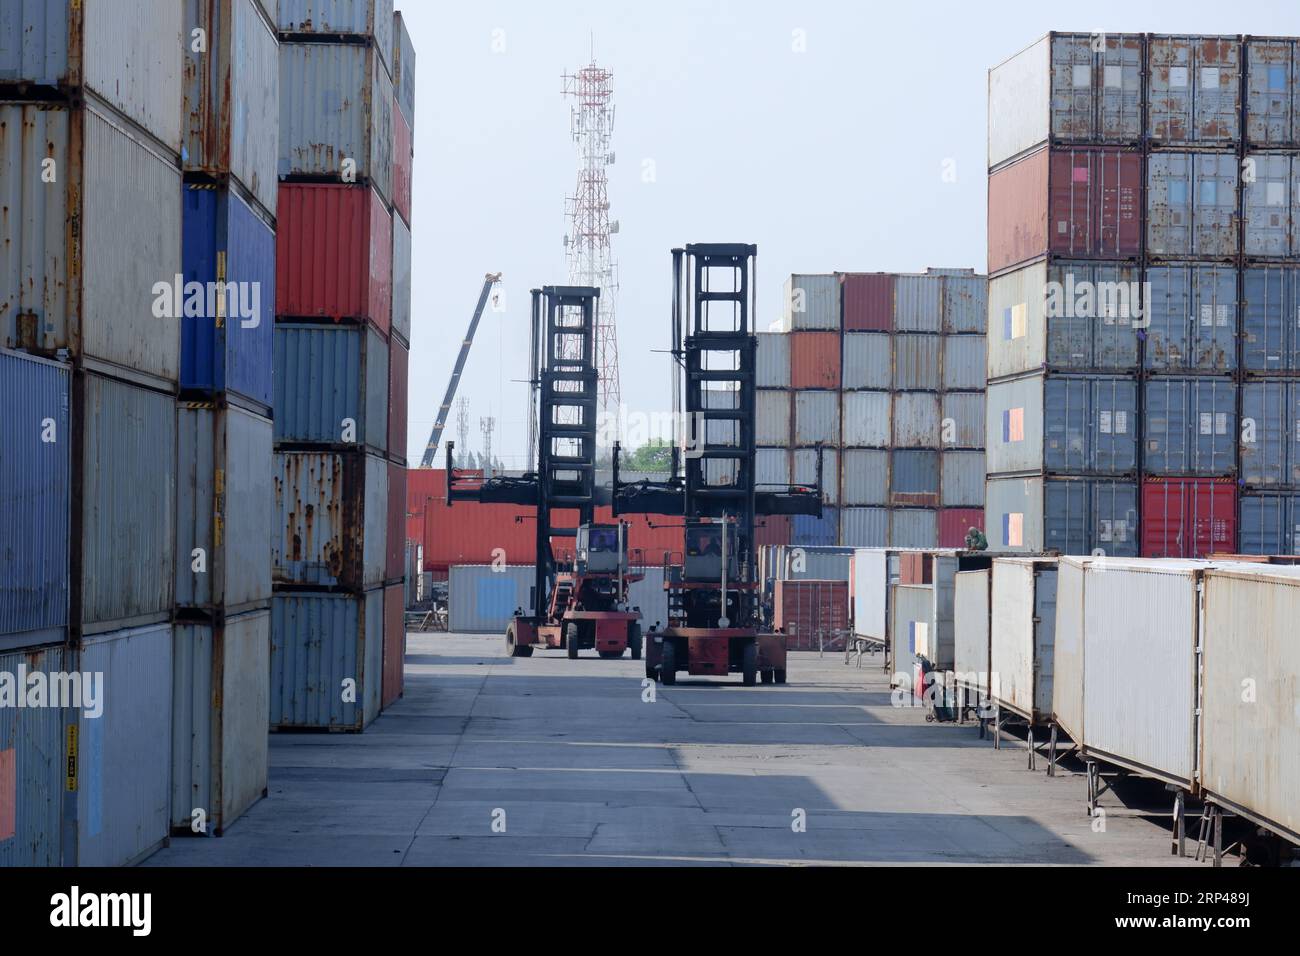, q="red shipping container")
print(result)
[988,147,1142,274]
[840,273,893,331]
[939,509,985,548]
[386,461,407,580]
[382,584,405,709]
[754,514,791,548]
[1141,478,1237,559]
[773,579,850,651]
[789,331,841,389]
[388,334,408,463]
[899,552,933,585]
[392,98,413,226]
[276,183,393,333]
